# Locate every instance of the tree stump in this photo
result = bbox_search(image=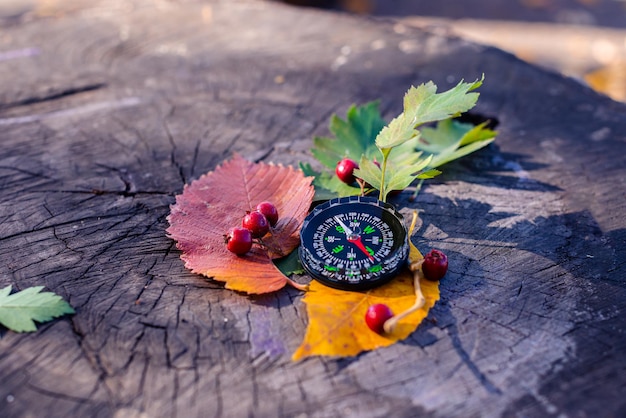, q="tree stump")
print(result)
[1,1,625,417]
